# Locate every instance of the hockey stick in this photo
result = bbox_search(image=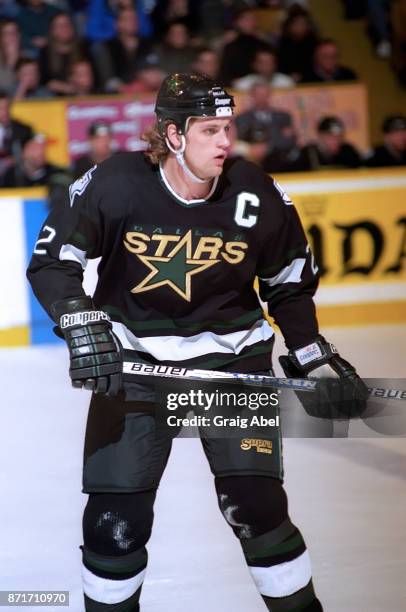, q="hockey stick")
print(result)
[123,361,406,401]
